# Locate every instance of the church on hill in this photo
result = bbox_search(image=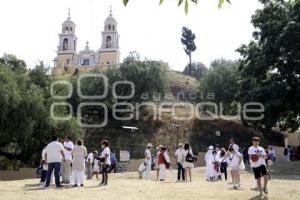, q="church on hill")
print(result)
[52,8,120,75]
